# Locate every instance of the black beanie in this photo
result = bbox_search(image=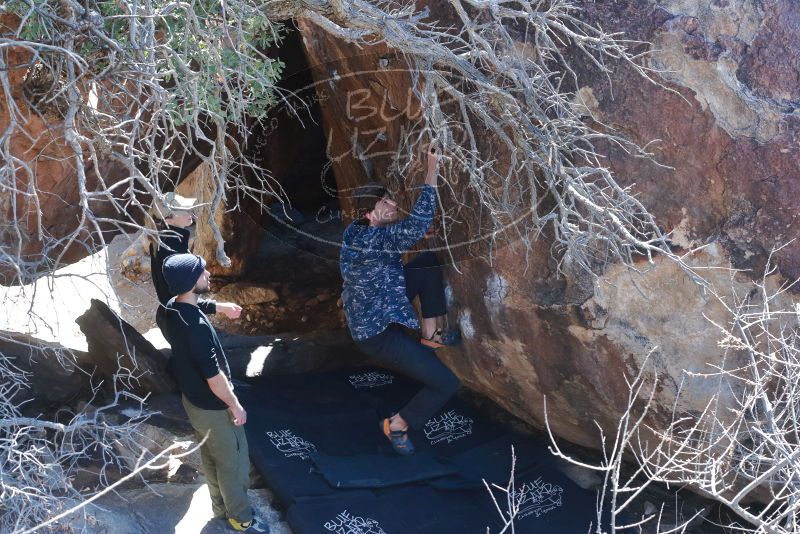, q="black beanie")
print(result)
[163,253,207,295]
